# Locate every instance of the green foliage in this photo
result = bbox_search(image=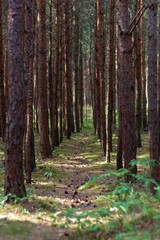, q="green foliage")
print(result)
[51,162,160,239]
[44,171,53,179]
[0,193,27,205]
